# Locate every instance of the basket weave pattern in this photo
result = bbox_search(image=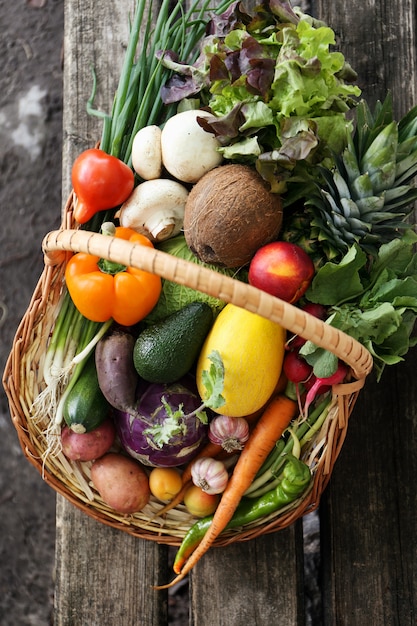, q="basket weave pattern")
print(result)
[2,194,372,546]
